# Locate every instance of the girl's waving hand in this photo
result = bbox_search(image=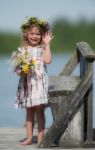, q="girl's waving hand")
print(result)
[42,31,54,45]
